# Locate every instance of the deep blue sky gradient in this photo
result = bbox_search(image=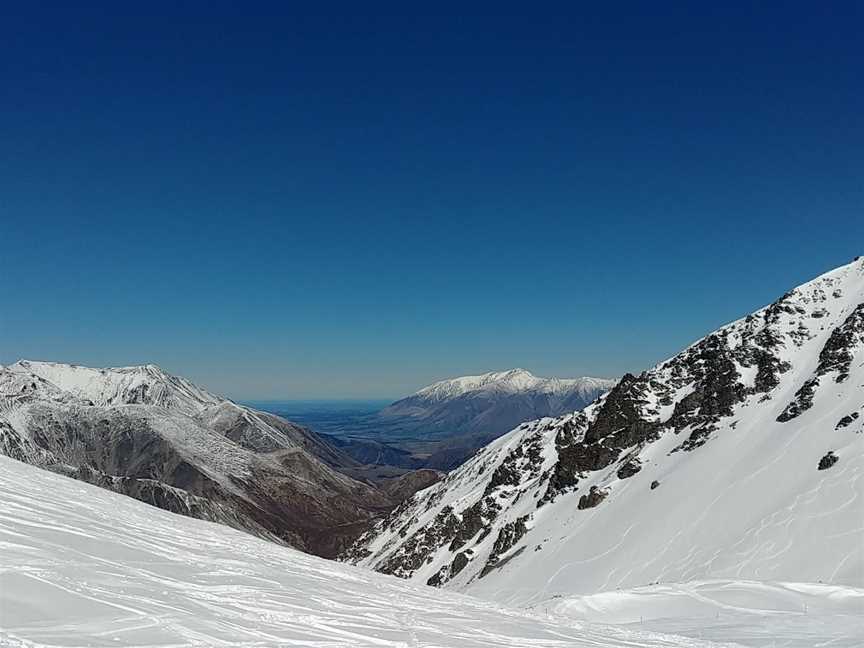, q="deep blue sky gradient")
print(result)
[2,2,862,398]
